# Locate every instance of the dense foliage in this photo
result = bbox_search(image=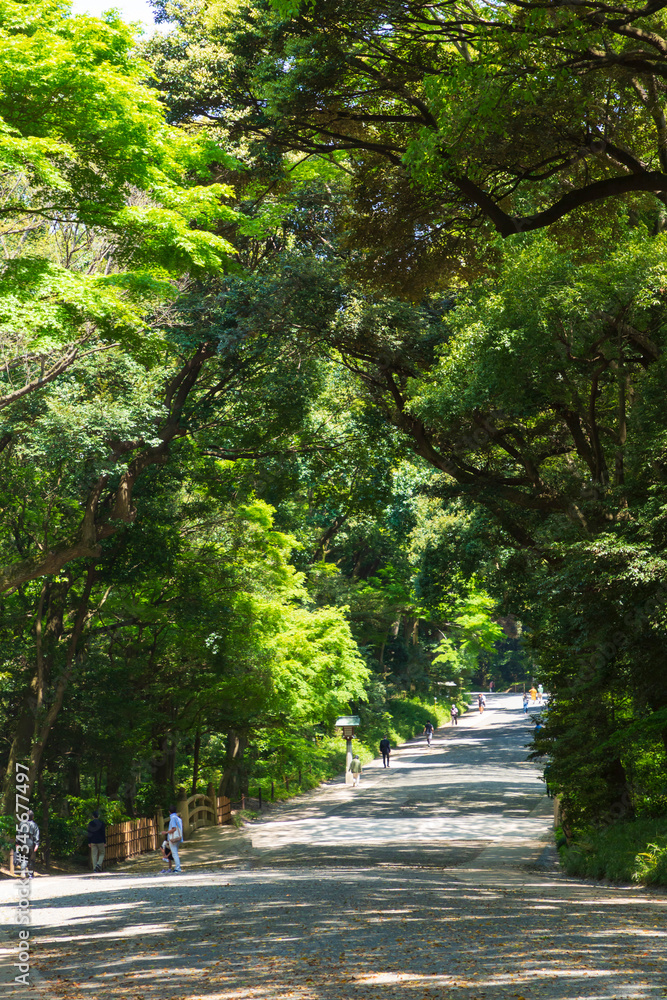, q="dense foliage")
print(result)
[2,0,666,879]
